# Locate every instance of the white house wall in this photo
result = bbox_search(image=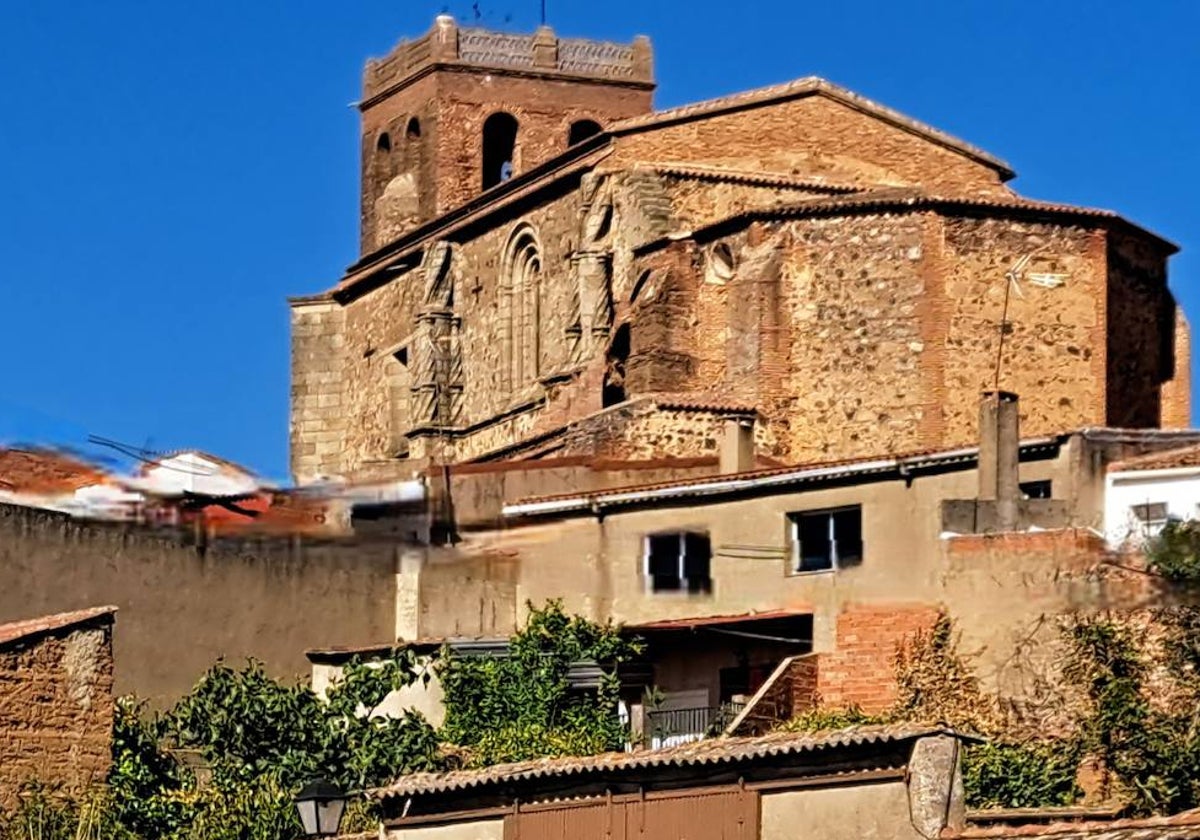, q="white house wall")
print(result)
[1104,467,1200,548]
